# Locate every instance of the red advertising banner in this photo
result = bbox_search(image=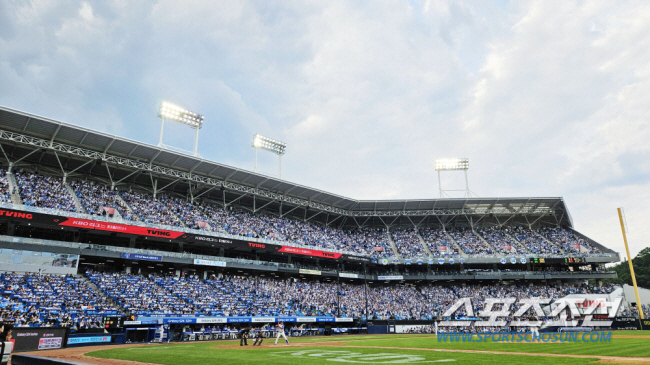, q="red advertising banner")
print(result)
[58,218,186,239]
[277,246,342,259]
